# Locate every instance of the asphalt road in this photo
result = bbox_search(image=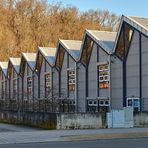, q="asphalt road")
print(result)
[0,138,148,148]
